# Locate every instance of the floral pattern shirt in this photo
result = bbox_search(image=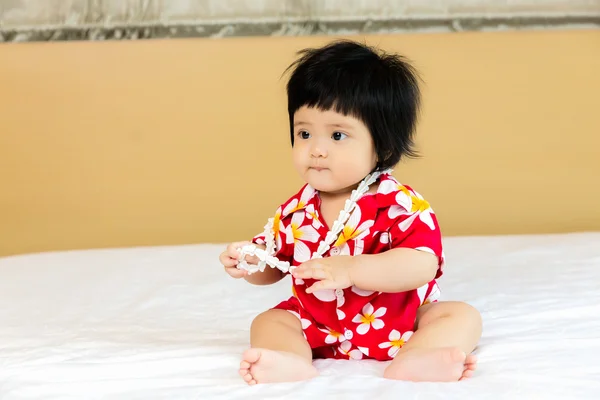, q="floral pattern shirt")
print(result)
[252,172,444,360]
